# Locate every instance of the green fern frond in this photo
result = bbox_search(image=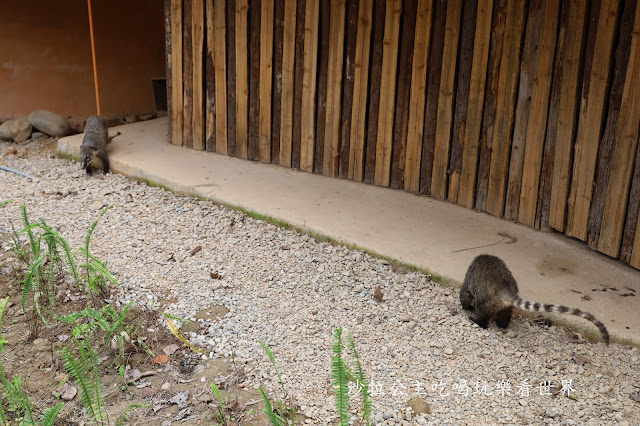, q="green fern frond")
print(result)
[21,254,46,313]
[41,401,64,426]
[332,328,351,426]
[85,206,110,257]
[41,225,80,285]
[9,220,29,265]
[0,297,9,353]
[20,205,37,259]
[5,375,35,424]
[79,251,119,286]
[0,404,7,426]
[62,342,106,423]
[347,333,371,424]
